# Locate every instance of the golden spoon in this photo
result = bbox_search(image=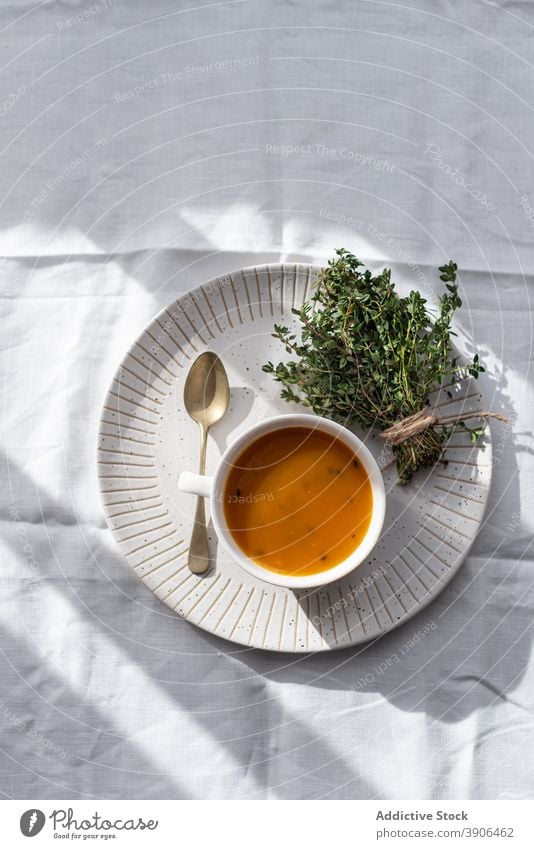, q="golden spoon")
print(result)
[183,351,230,574]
